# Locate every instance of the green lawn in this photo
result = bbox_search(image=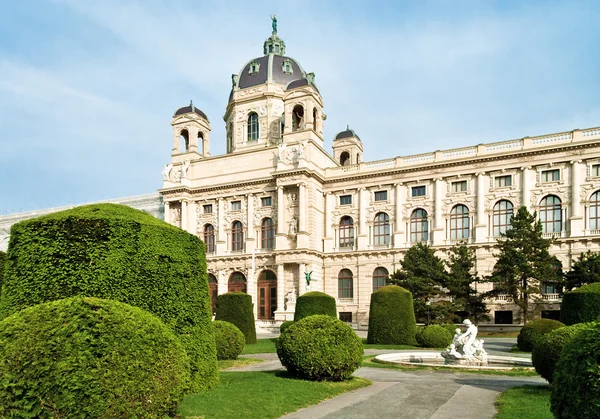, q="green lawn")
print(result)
[217,357,264,370]
[361,338,419,350]
[495,385,552,419]
[241,338,278,354]
[510,344,531,354]
[178,371,371,418]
